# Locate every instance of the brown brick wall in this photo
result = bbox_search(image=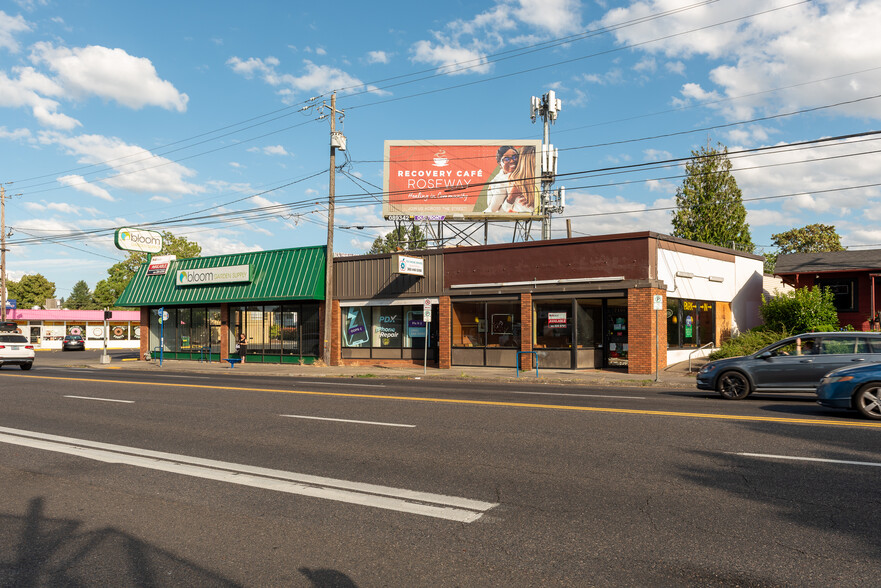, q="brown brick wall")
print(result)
[627,288,667,375]
[439,296,451,369]
[330,300,341,366]
[139,307,150,360]
[520,292,533,370]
